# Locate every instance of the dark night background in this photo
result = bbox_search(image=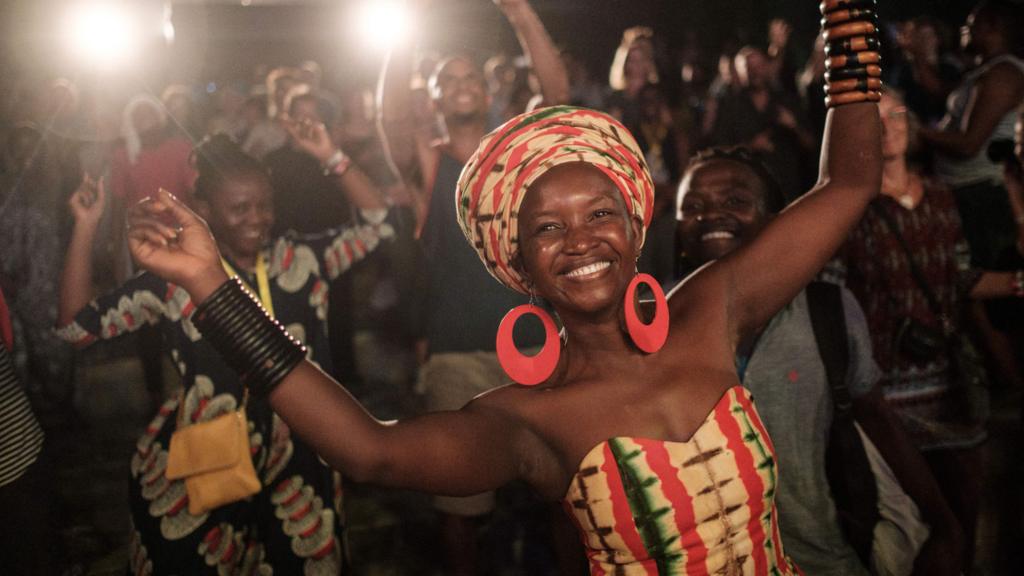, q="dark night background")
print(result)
[0,0,984,98]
